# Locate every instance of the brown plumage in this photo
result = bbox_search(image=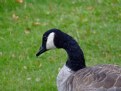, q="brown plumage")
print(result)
[66,64,121,91]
